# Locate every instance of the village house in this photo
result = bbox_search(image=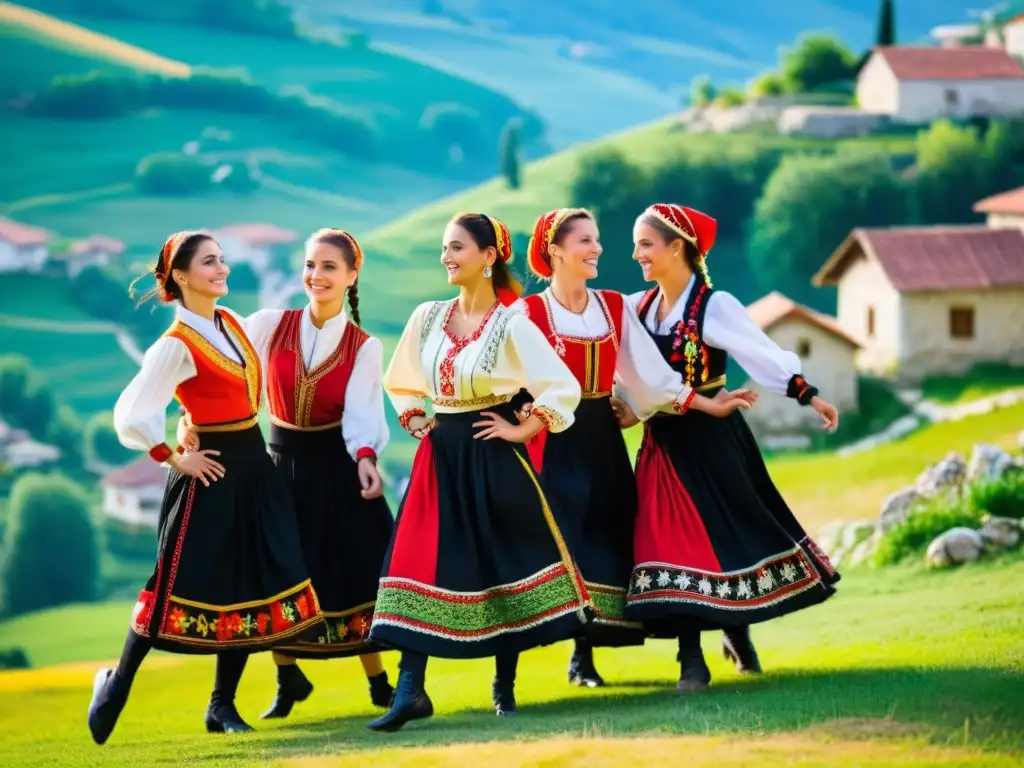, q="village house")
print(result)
[1005,14,1024,58]
[63,235,126,278]
[813,226,1024,380]
[101,457,168,528]
[214,222,299,274]
[0,217,49,274]
[855,46,1024,123]
[973,185,1024,228]
[0,417,60,470]
[741,292,861,447]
